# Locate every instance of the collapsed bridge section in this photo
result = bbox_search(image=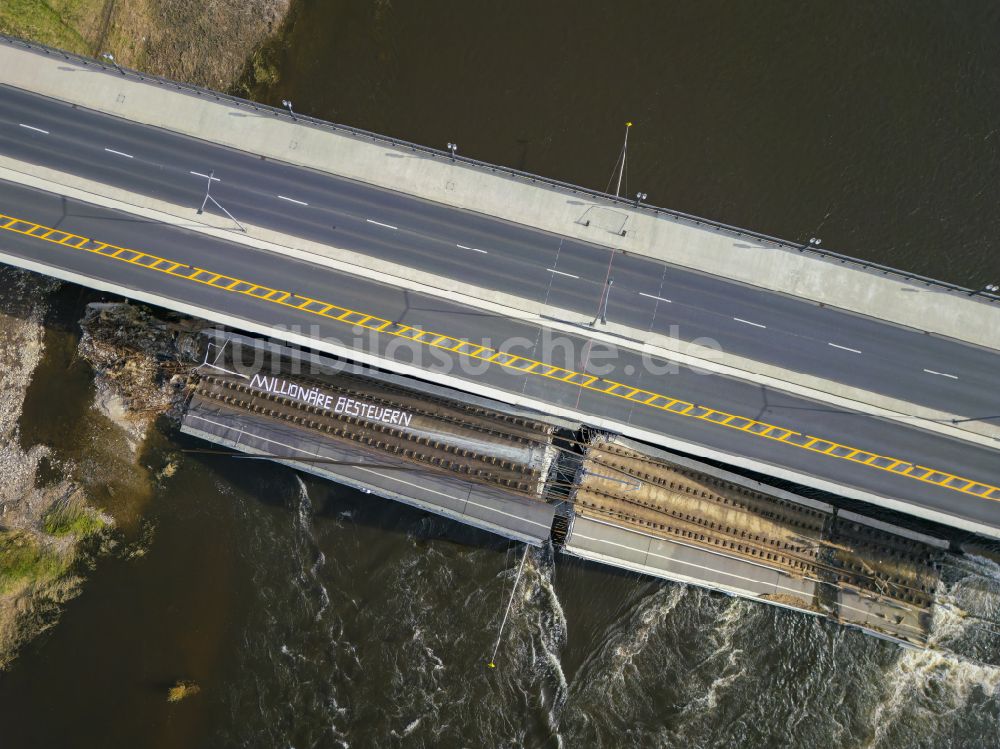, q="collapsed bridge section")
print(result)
[181,340,561,544]
[178,331,953,648]
[564,436,947,647]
